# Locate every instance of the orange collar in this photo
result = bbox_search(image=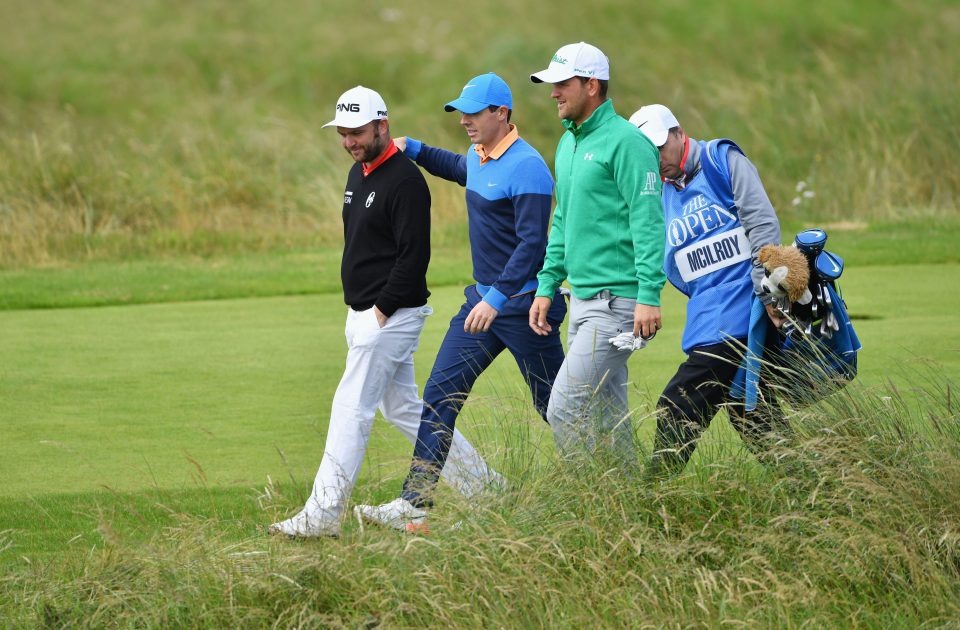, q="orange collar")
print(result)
[363,140,398,176]
[473,124,519,164]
